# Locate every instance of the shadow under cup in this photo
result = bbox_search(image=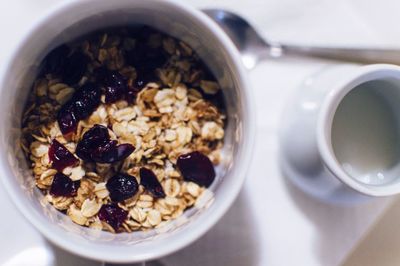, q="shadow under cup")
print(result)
[0,0,253,262]
[328,76,400,193]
